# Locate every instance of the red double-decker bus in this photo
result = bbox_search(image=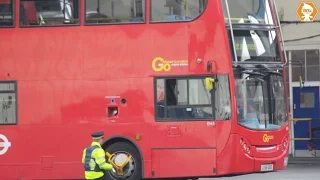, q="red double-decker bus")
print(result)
[0,0,289,179]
